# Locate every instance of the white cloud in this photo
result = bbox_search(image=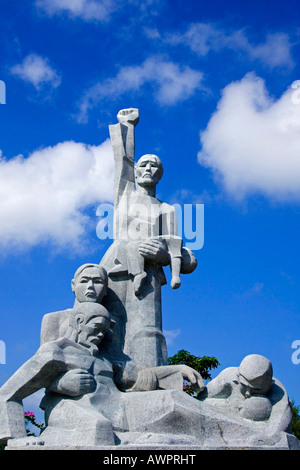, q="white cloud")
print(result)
[10,54,61,91]
[198,73,300,202]
[36,0,117,21]
[165,23,294,68]
[242,282,264,296]
[247,33,294,69]
[36,0,161,22]
[163,329,181,346]
[77,56,205,122]
[0,140,114,253]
